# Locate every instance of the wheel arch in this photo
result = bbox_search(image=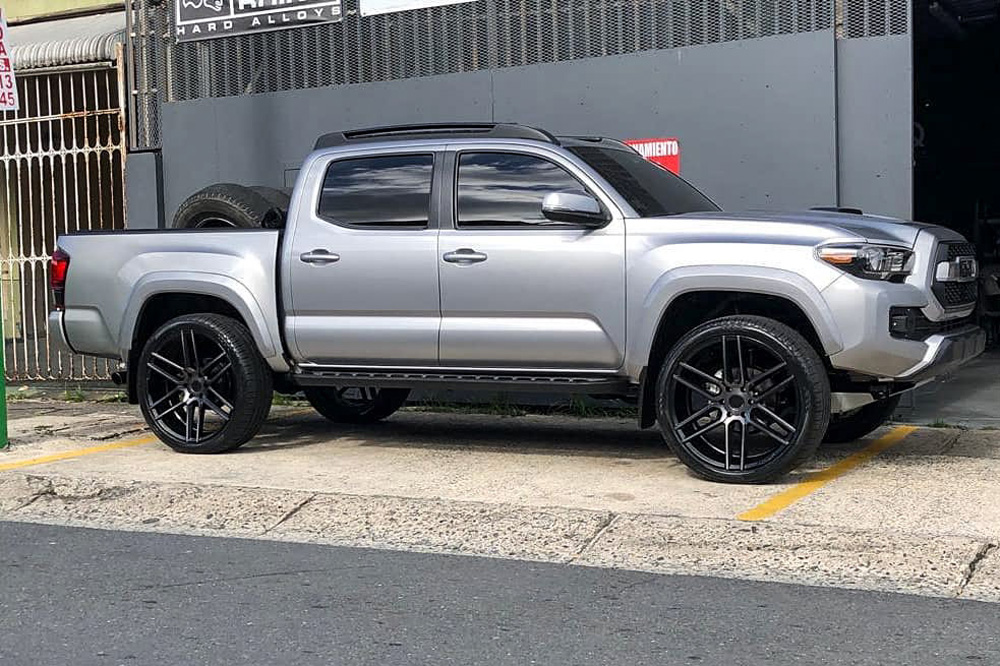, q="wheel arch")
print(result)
[122,277,288,402]
[637,286,838,429]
